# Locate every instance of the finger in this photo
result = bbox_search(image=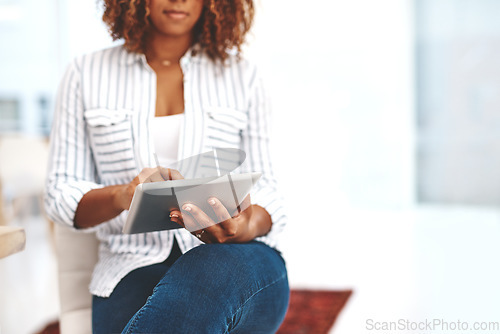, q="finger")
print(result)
[179,208,200,232]
[169,209,184,228]
[199,224,225,244]
[183,212,218,244]
[180,204,207,232]
[233,194,252,217]
[138,168,157,183]
[159,167,184,180]
[190,228,213,244]
[146,169,166,182]
[181,203,215,232]
[207,197,231,224]
[207,197,240,236]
